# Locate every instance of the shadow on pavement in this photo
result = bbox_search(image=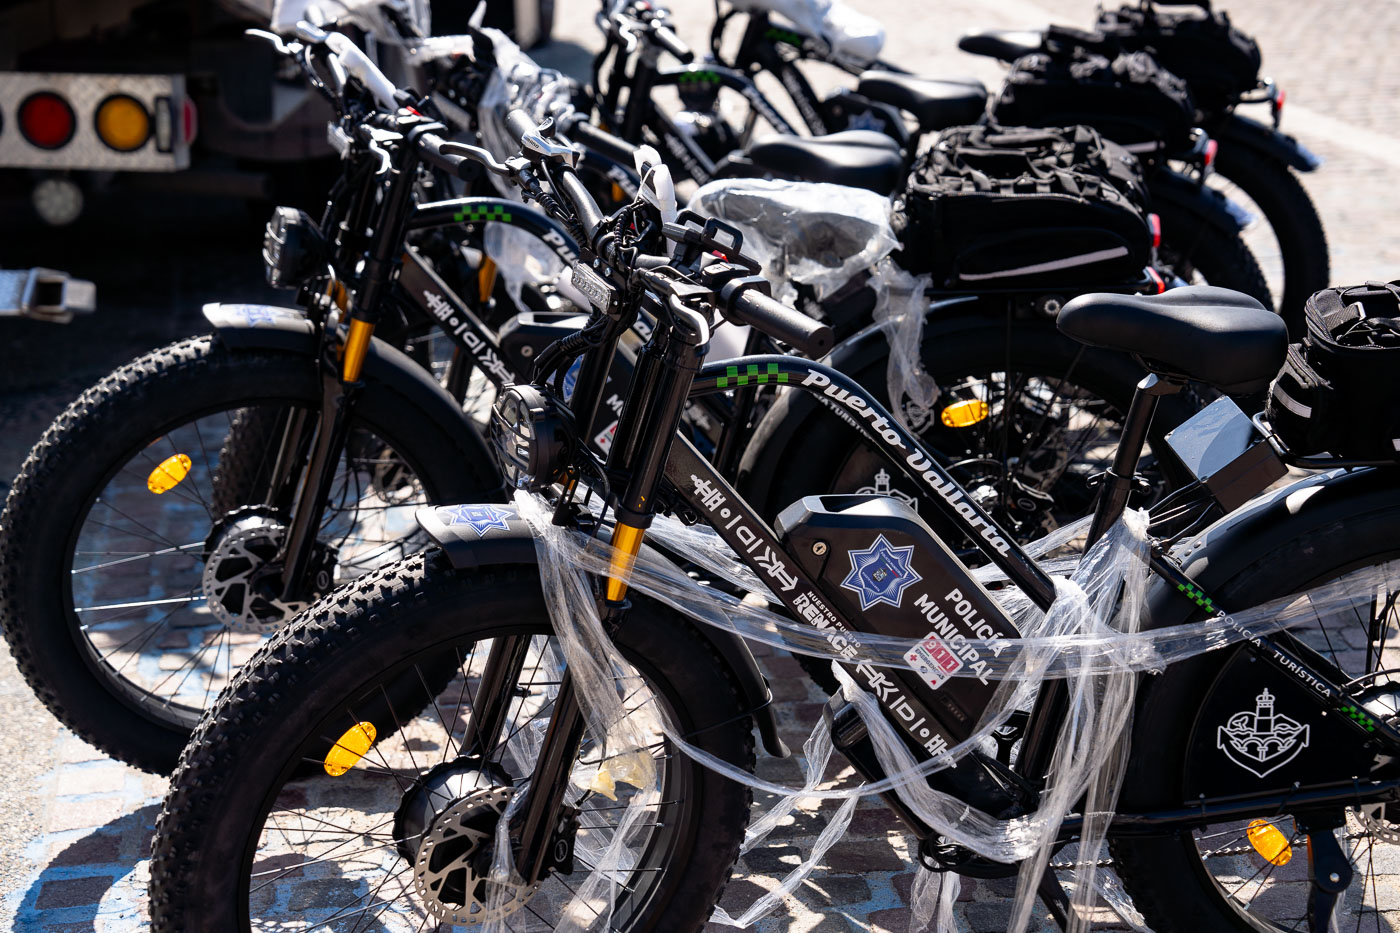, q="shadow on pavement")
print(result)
[11,802,159,931]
